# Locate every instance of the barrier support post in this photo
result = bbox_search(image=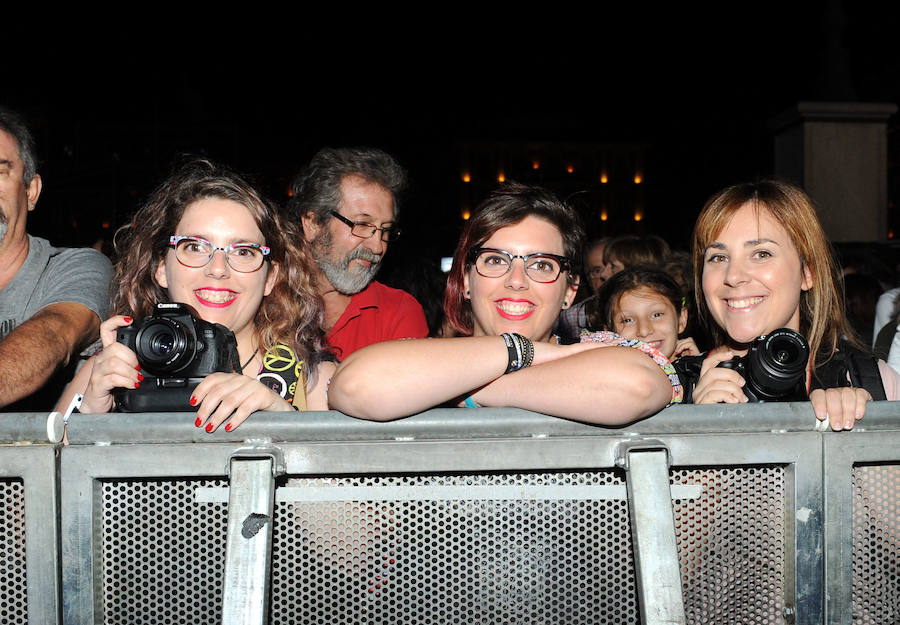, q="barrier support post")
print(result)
[220,444,284,625]
[619,440,686,625]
